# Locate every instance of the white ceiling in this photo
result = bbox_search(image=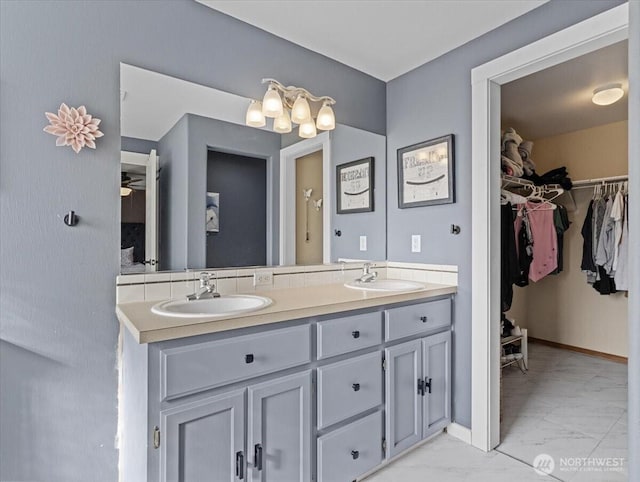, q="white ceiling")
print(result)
[197,0,547,81]
[120,63,252,141]
[501,40,628,140]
